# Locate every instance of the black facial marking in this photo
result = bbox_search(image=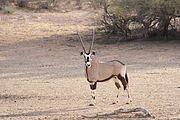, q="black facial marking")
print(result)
[92,51,95,55]
[80,52,83,55]
[87,57,89,62]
